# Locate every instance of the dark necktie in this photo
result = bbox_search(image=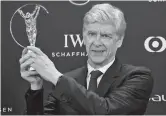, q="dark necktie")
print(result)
[88,70,103,92]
